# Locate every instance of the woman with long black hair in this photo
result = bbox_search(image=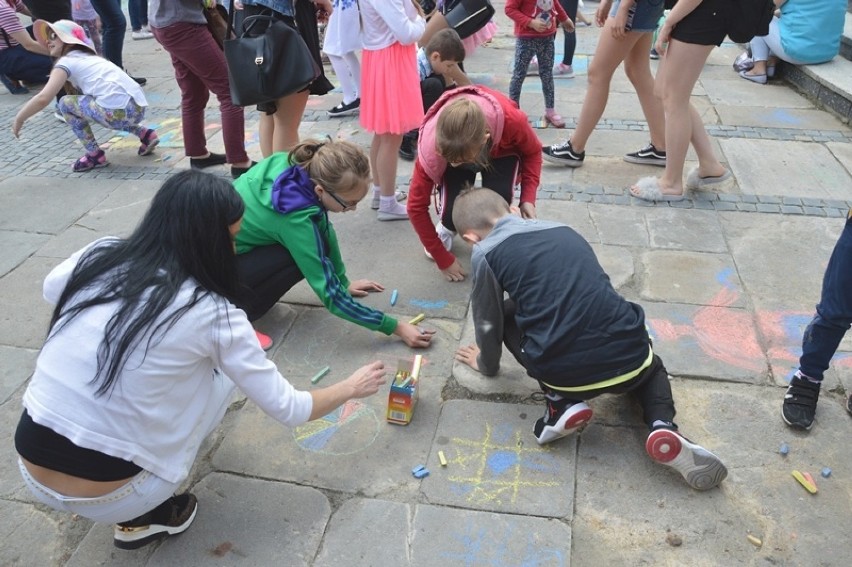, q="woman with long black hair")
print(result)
[14,170,386,550]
